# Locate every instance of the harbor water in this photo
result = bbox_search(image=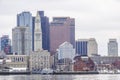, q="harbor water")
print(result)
[0,74,120,80]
